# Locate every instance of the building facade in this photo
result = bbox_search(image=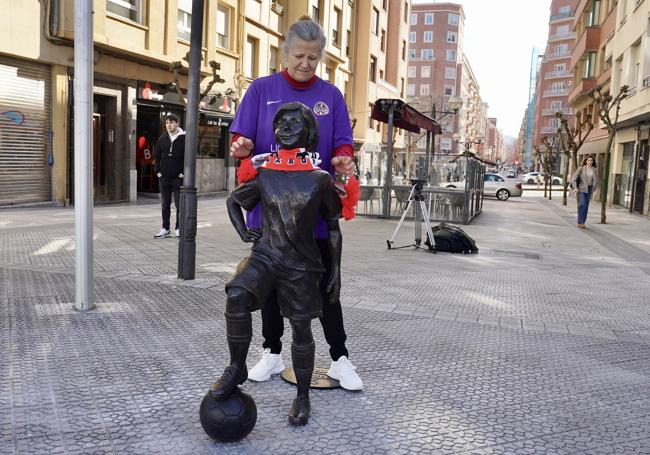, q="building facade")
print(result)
[533,0,578,175]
